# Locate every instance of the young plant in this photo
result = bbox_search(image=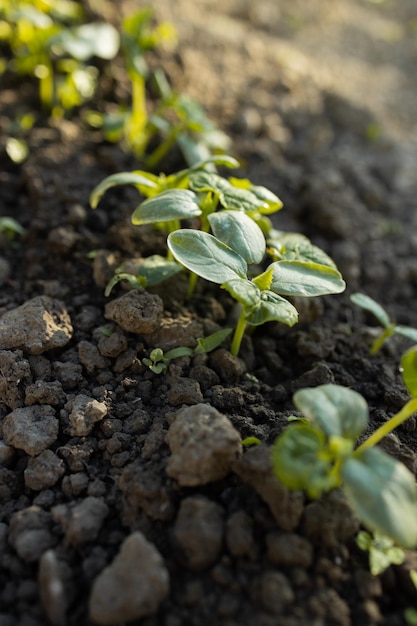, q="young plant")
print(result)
[167,210,345,355]
[350,292,417,354]
[0,216,25,240]
[356,530,405,576]
[272,347,417,549]
[0,0,119,115]
[142,328,232,374]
